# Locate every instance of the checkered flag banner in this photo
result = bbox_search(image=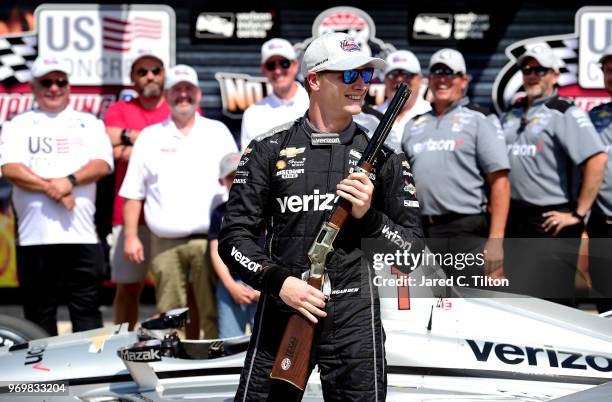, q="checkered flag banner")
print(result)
[492,33,578,114]
[0,33,37,86]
